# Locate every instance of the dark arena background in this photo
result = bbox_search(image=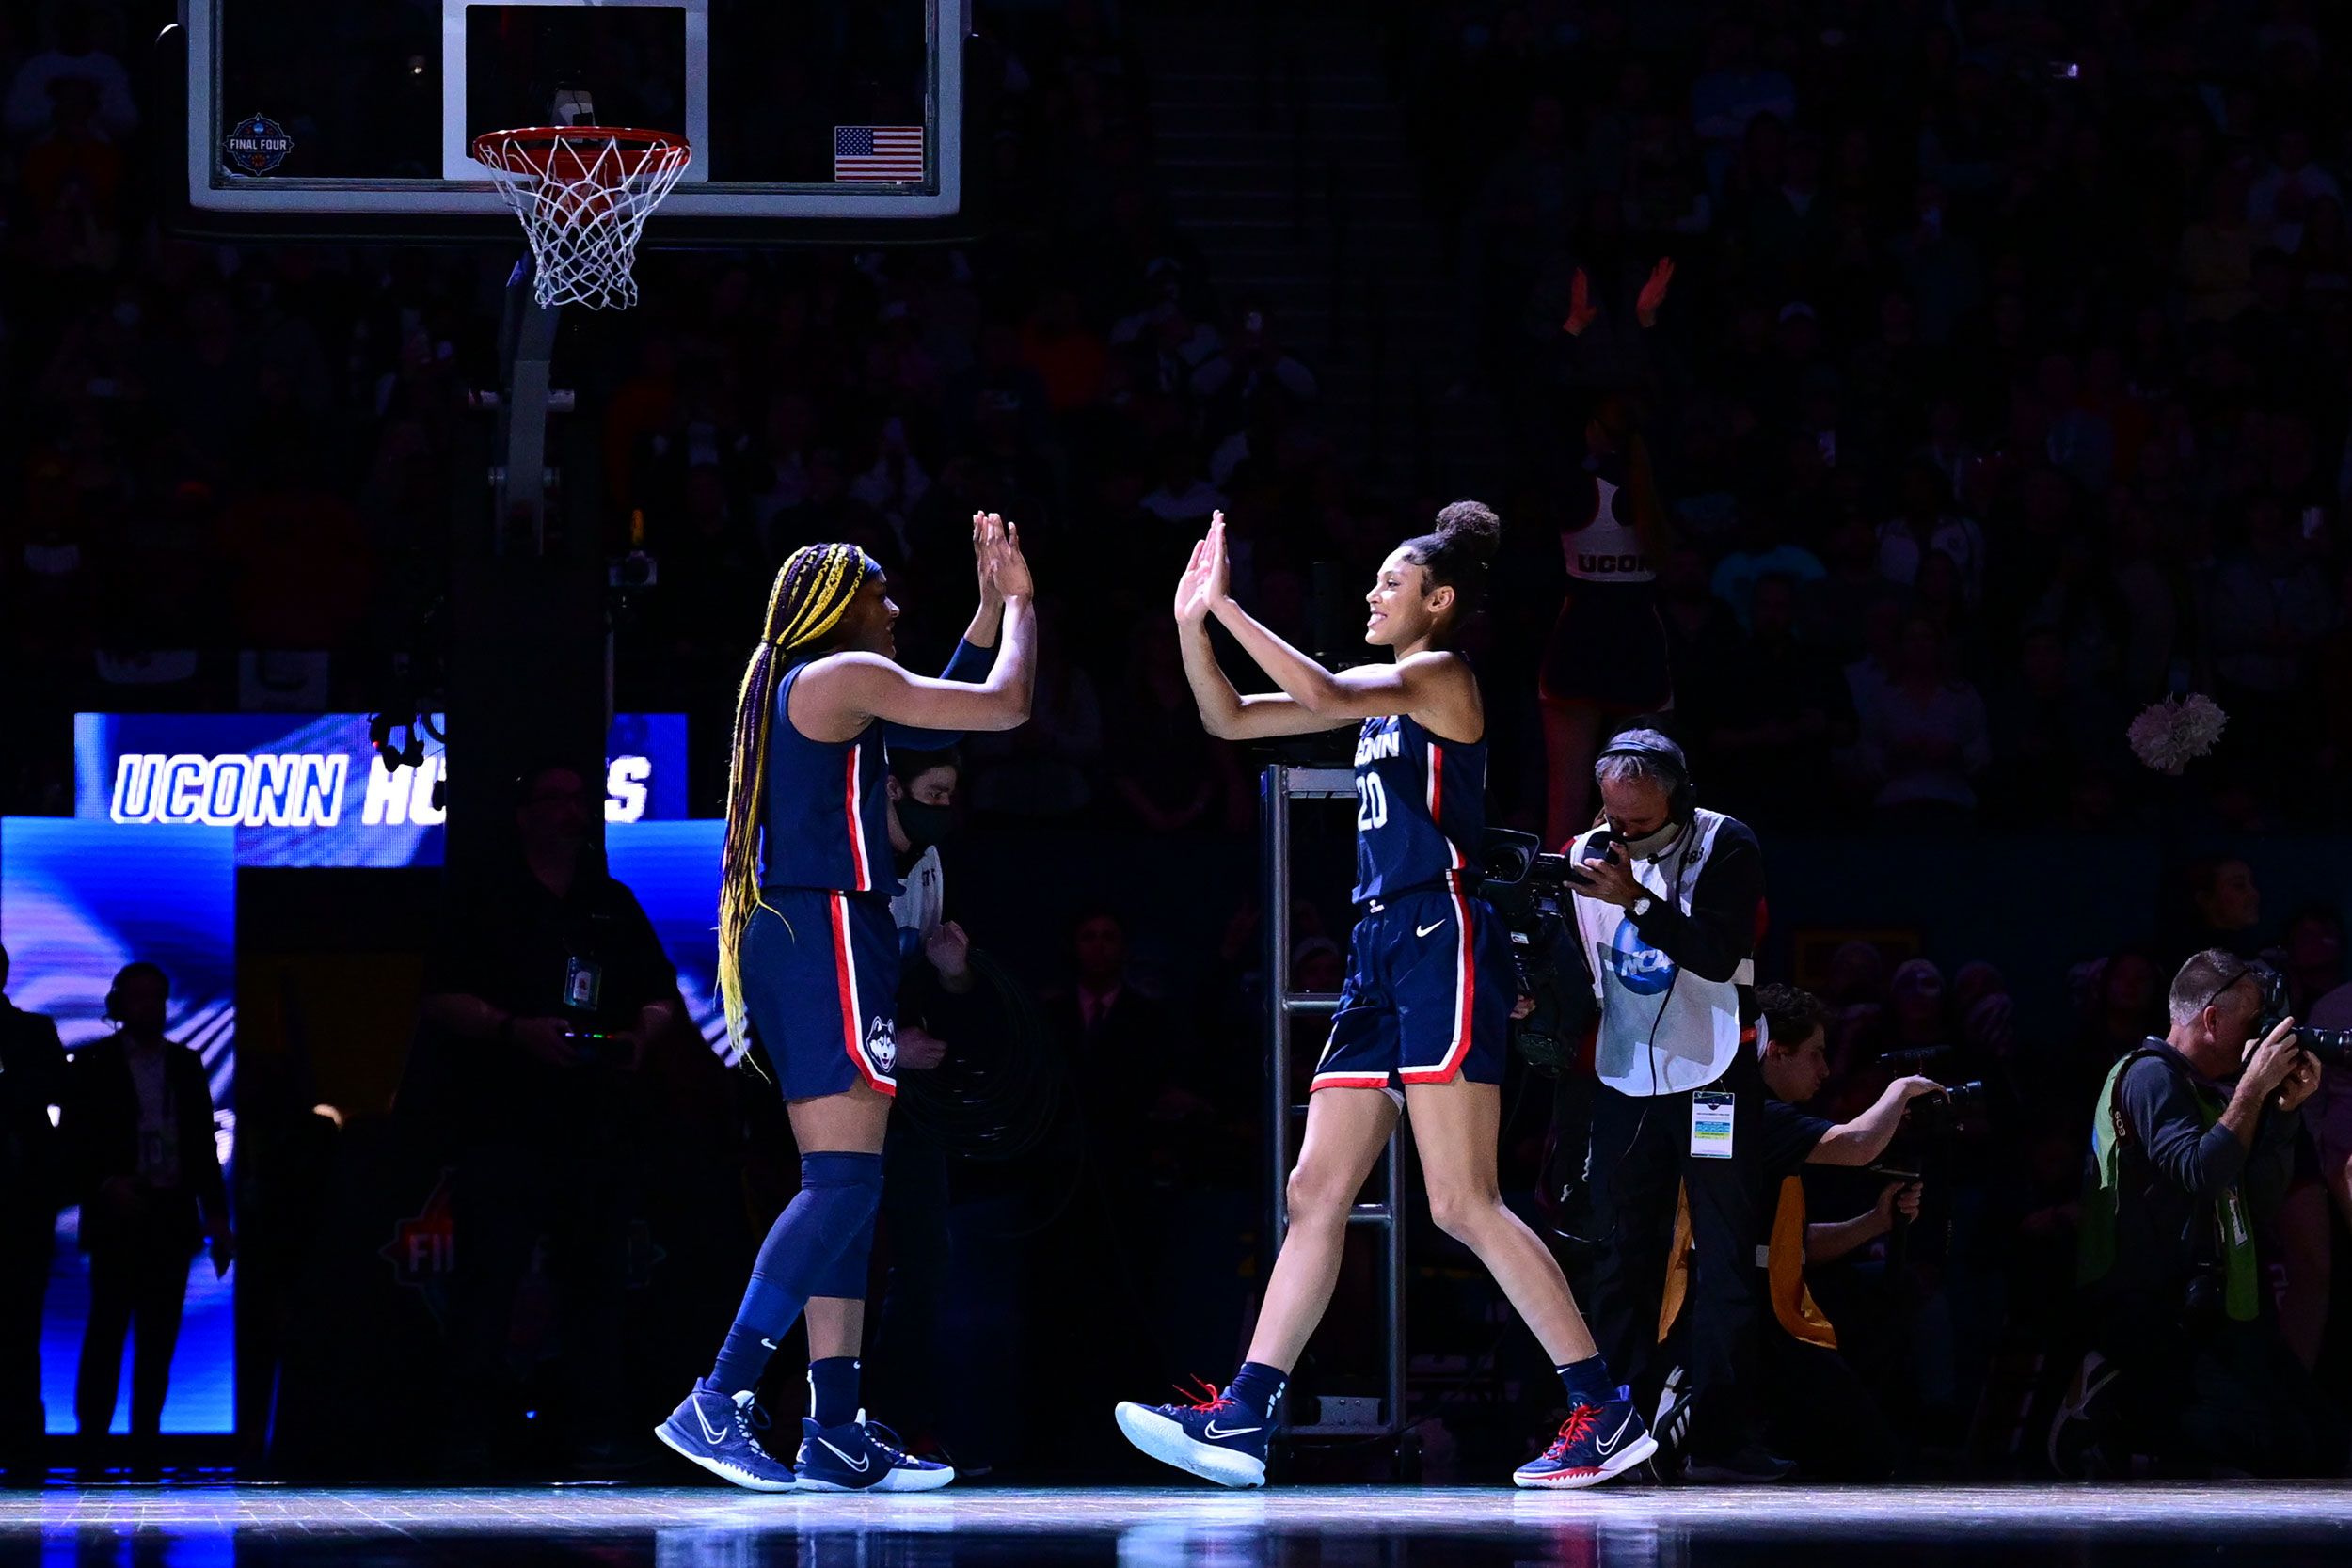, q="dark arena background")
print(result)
[5,0,2352,1563]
